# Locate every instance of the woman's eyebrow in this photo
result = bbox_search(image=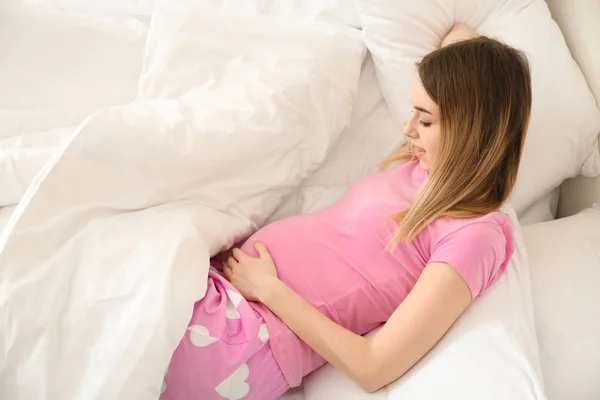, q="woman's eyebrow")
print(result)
[414,106,432,115]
